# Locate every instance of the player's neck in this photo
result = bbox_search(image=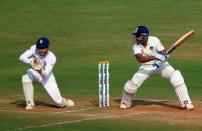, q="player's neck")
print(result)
[142,41,148,48]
